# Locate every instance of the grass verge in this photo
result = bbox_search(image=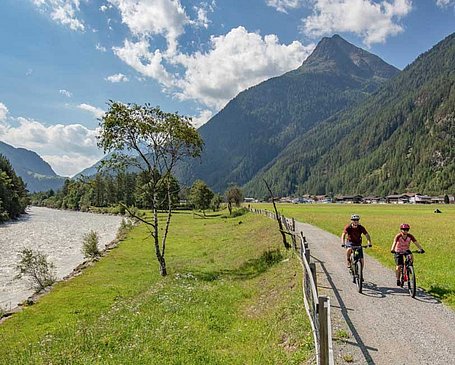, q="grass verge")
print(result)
[252,203,455,308]
[0,210,313,364]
